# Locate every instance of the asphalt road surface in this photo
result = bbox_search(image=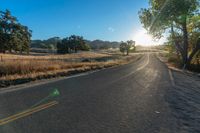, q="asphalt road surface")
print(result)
[0,54,183,133]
